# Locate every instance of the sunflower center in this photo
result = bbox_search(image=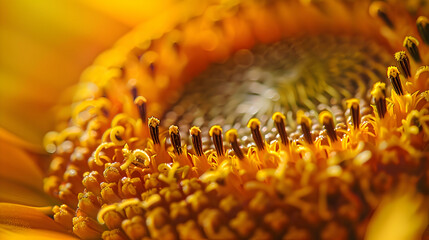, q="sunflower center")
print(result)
[162,35,392,147]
